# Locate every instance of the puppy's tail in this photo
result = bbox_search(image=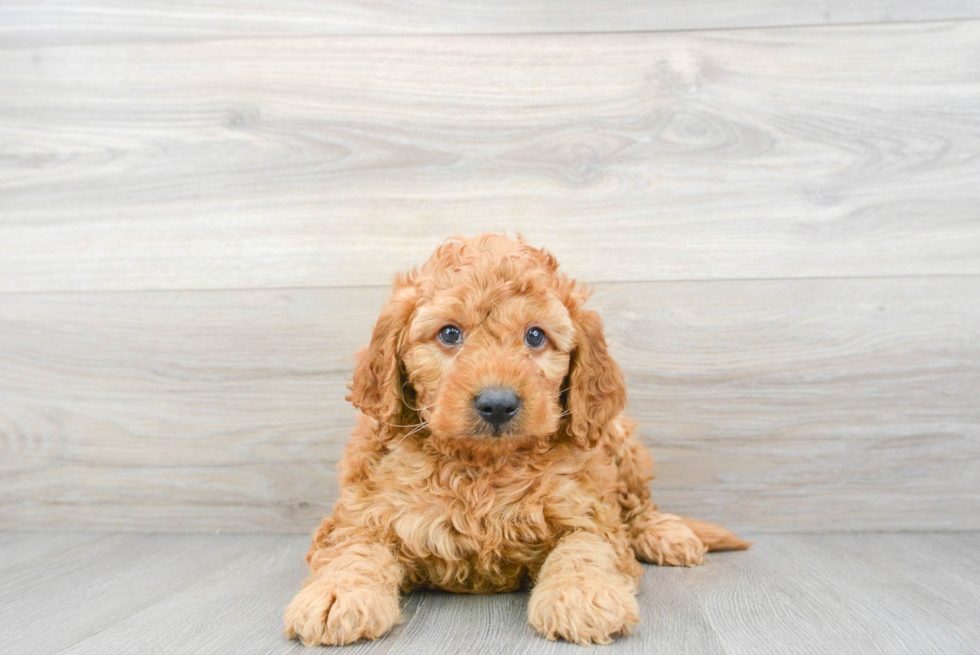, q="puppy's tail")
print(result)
[680,516,753,552]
